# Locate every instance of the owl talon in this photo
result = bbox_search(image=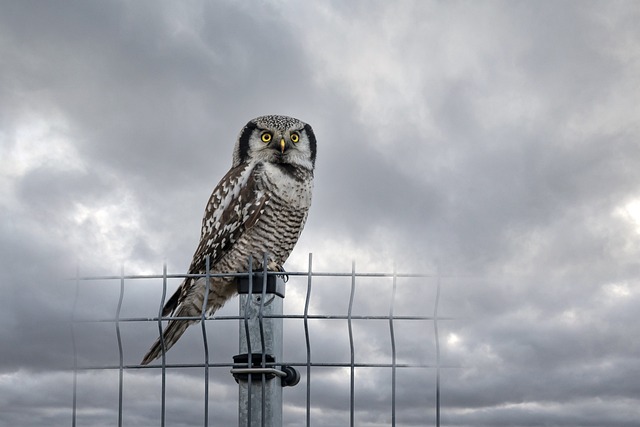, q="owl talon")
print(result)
[269,264,288,282]
[277,265,289,283]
